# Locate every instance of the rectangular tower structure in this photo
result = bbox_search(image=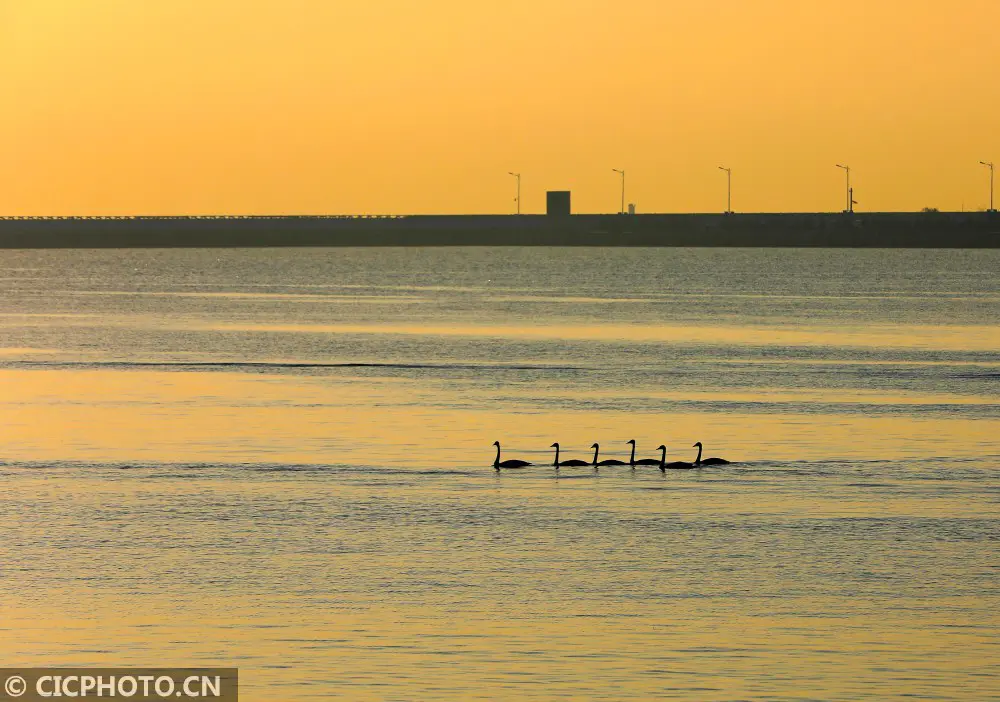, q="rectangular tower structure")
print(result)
[546,191,571,216]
